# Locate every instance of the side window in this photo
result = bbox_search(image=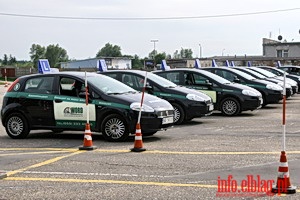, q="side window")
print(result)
[121,74,134,87]
[184,73,194,85]
[215,70,235,82]
[24,77,54,94]
[60,77,84,97]
[165,72,180,84]
[192,73,208,84]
